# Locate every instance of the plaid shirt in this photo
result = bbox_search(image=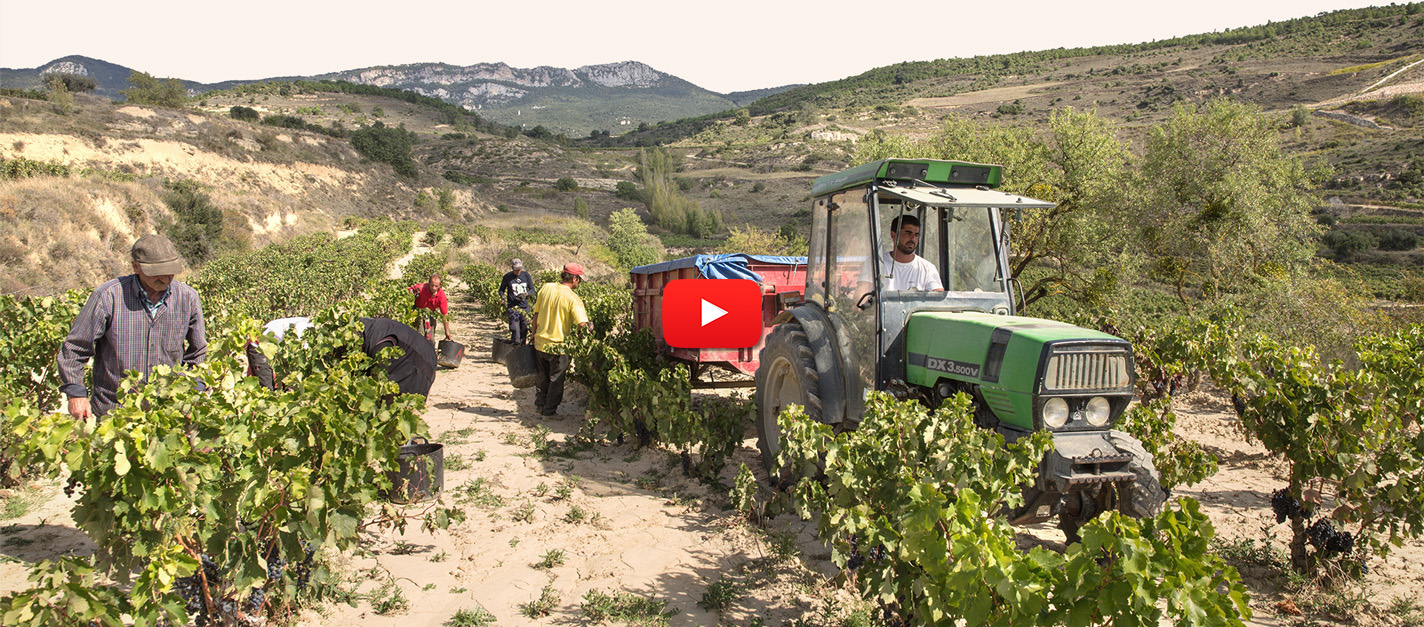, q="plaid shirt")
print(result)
[57,275,207,416]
